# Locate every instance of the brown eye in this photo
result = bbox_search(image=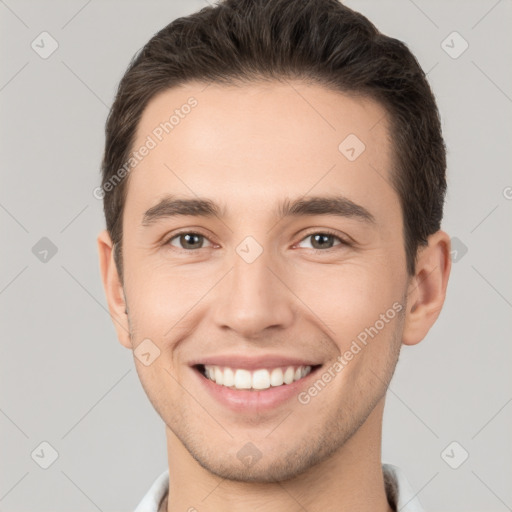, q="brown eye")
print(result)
[168,232,212,250]
[298,232,345,250]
